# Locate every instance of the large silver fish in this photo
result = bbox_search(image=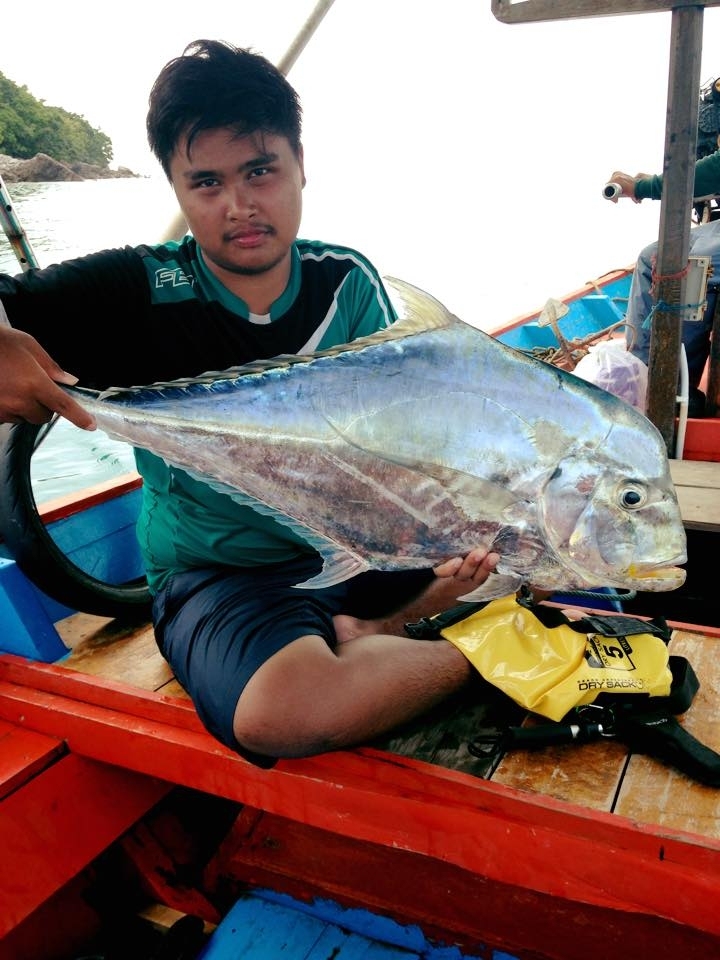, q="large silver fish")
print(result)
[67,278,687,601]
